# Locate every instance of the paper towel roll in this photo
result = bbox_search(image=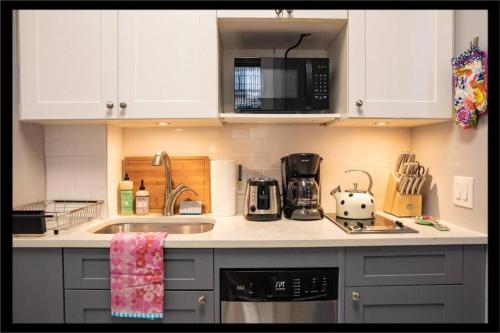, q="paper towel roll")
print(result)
[210,160,236,216]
